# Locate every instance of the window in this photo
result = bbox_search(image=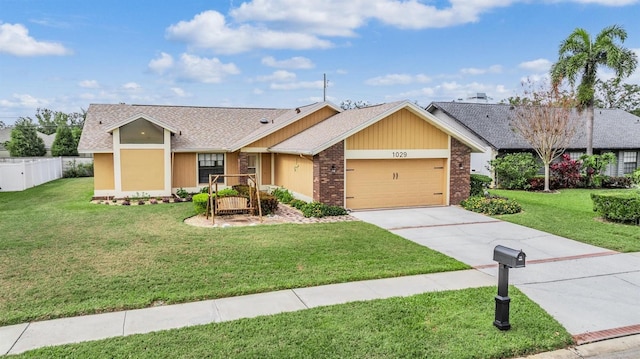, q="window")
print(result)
[623,151,637,174]
[120,119,164,144]
[198,153,224,183]
[568,152,583,161]
[247,154,257,174]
